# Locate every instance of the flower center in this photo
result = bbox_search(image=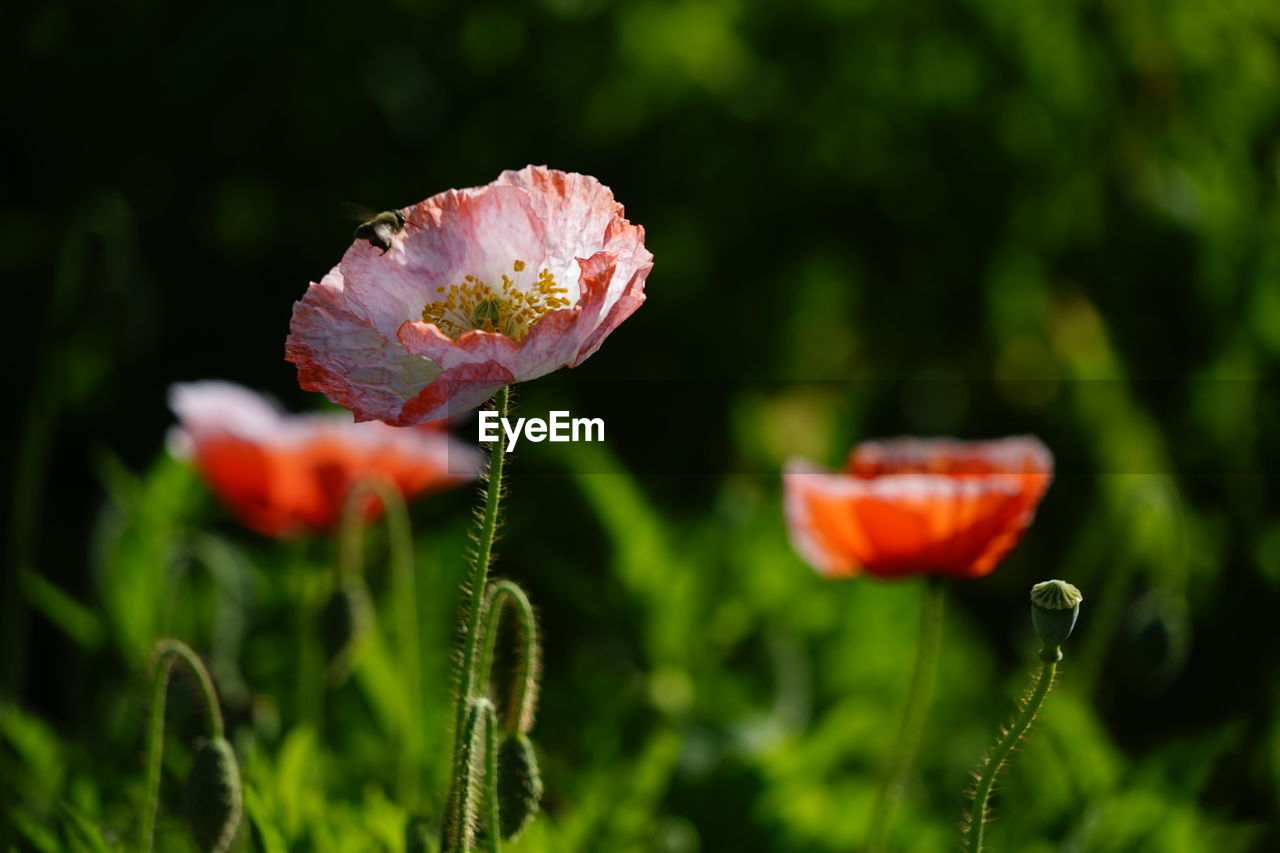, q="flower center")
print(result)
[421,260,571,342]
